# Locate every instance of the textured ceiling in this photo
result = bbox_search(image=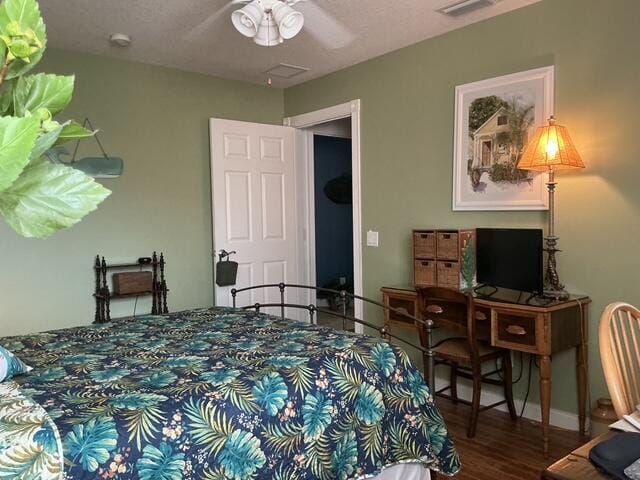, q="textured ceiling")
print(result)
[40,0,541,88]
